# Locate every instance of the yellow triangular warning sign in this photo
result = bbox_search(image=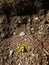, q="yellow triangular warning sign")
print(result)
[17,43,29,54]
